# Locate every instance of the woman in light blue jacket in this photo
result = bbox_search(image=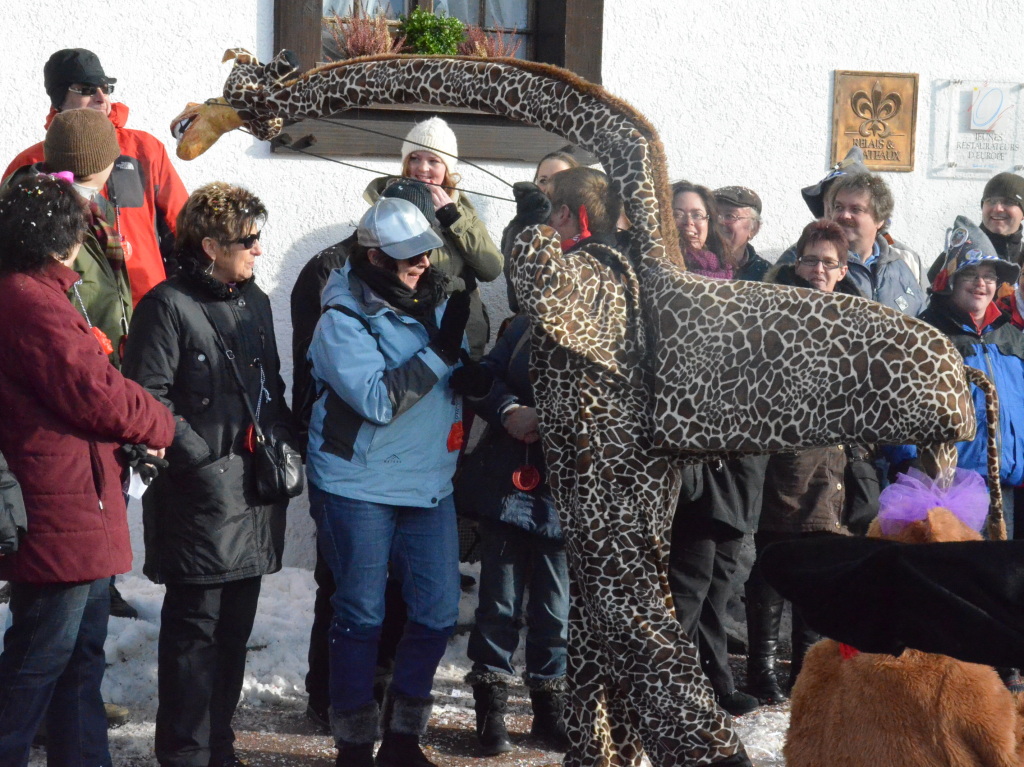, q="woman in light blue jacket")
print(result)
[307,197,471,767]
